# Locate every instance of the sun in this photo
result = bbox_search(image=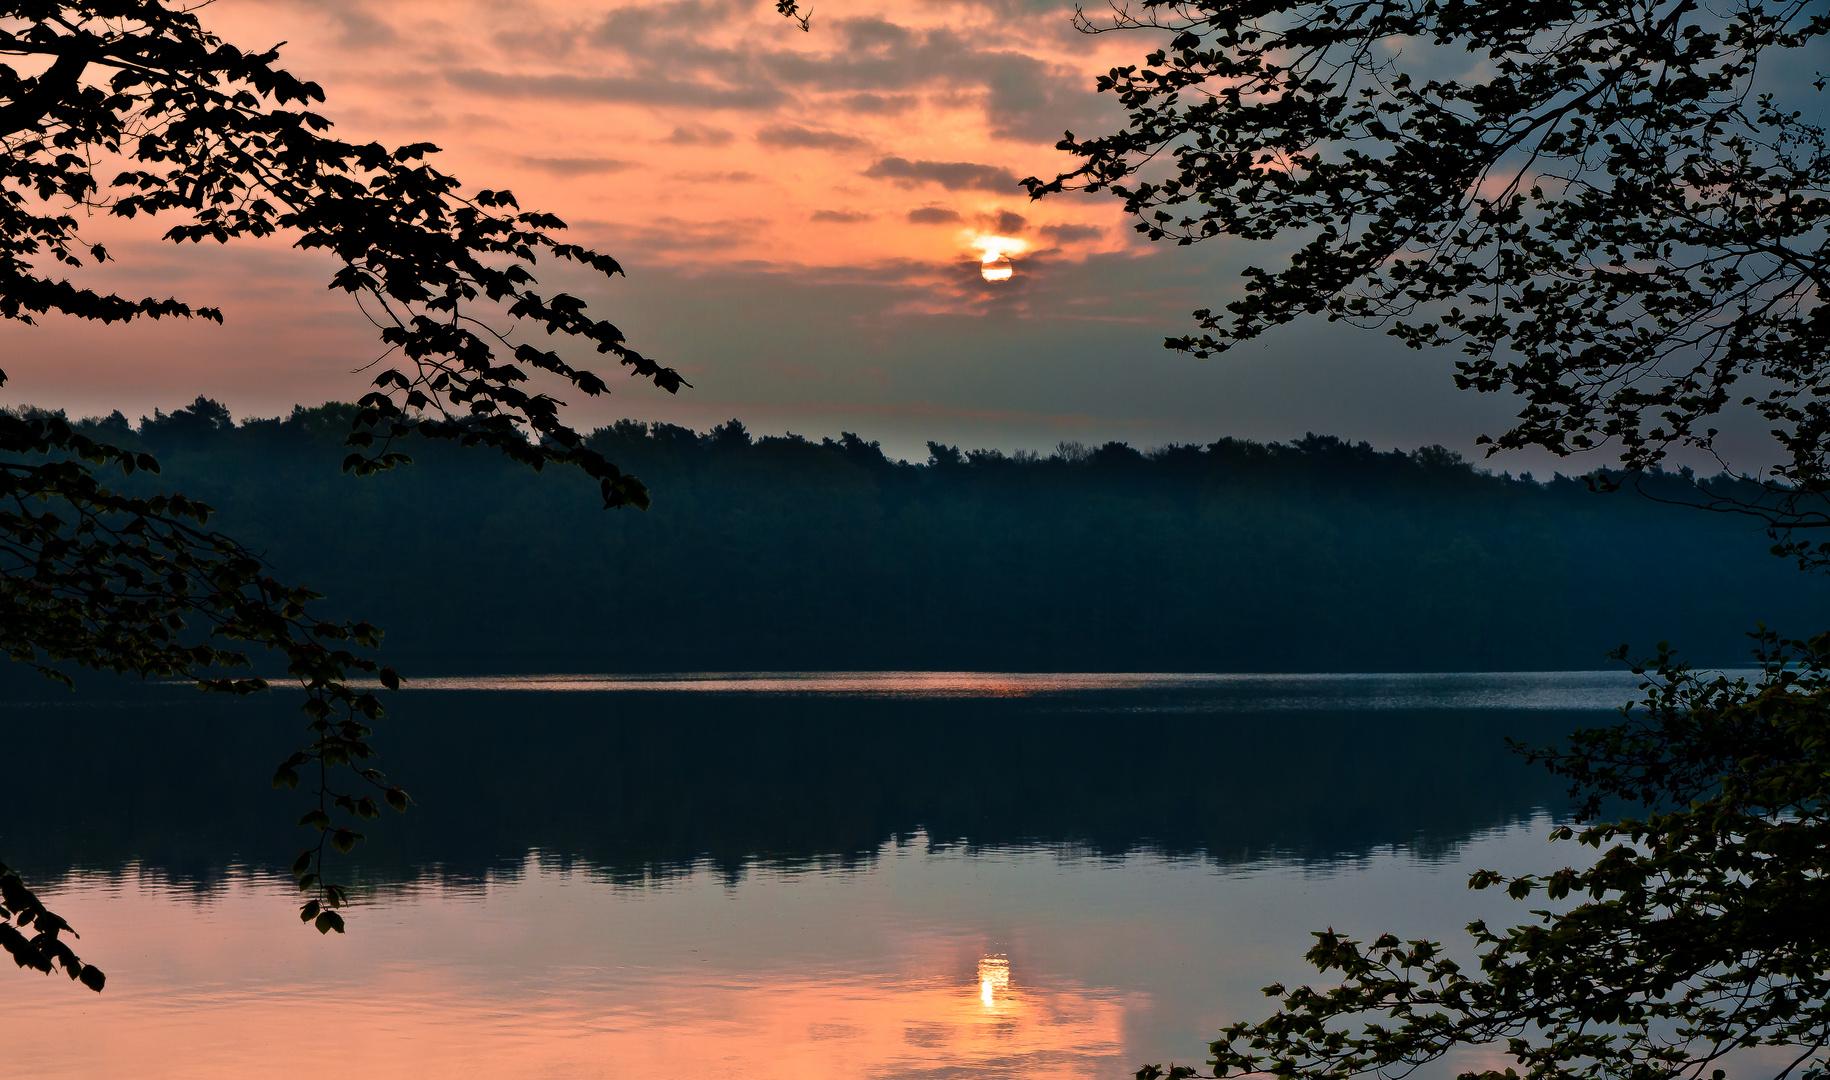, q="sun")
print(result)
[972,235,1025,282]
